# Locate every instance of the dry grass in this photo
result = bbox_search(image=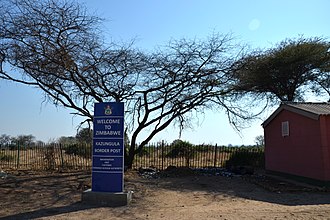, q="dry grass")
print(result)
[0,148,91,171]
